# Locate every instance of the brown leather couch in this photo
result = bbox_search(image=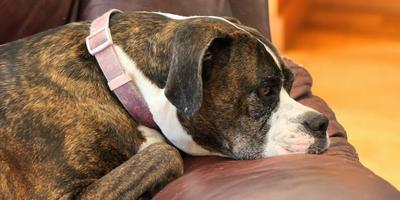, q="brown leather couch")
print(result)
[1,0,399,199]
